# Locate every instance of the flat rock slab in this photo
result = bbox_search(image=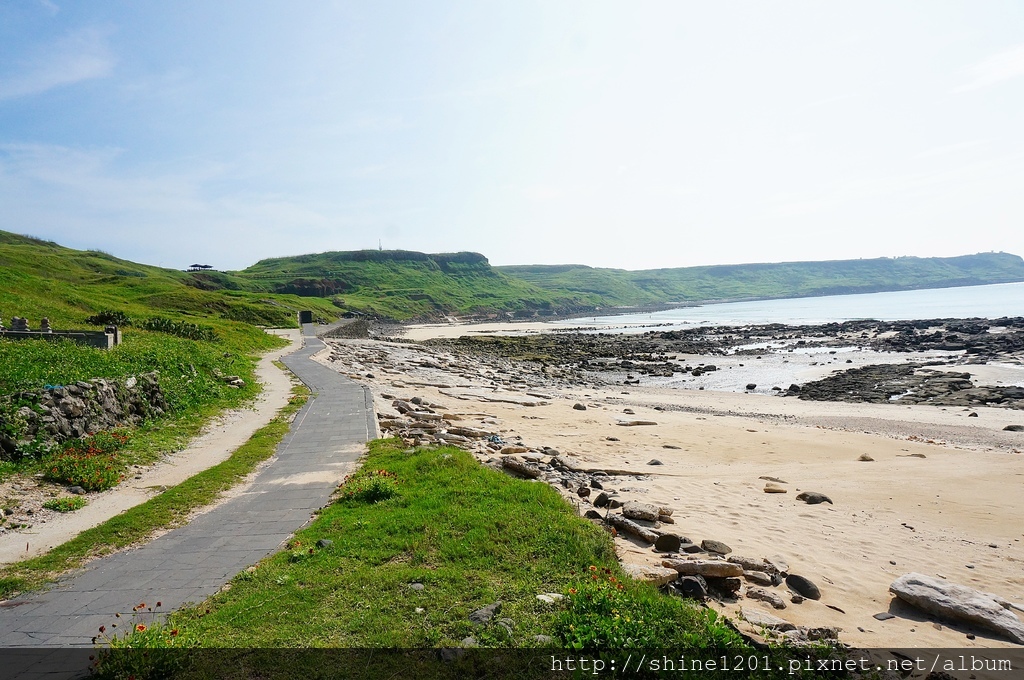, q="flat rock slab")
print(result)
[621,563,678,586]
[662,559,743,578]
[741,606,796,631]
[890,572,1024,644]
